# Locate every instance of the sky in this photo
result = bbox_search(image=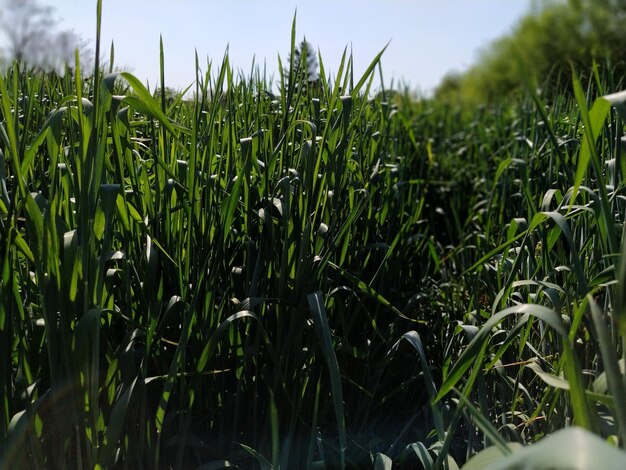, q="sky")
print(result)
[32,1,534,95]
